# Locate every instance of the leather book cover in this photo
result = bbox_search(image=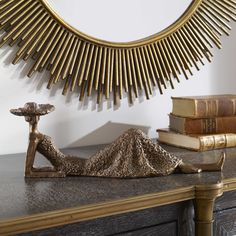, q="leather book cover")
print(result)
[157,128,236,151]
[171,94,236,118]
[169,114,236,134]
